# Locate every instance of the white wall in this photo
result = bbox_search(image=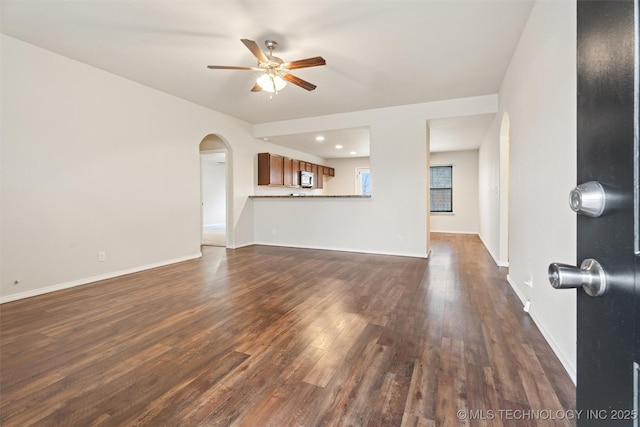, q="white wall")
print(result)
[325,157,371,195]
[478,0,577,380]
[430,150,479,234]
[253,119,430,258]
[0,35,267,302]
[478,117,502,263]
[252,96,497,258]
